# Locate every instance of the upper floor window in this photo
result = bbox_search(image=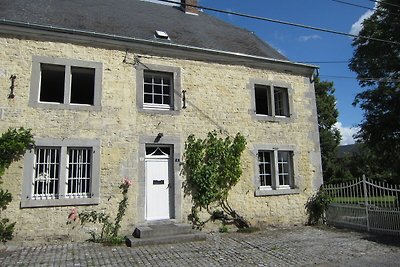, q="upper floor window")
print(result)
[29,56,102,111]
[136,63,181,113]
[143,71,173,110]
[255,85,290,117]
[249,79,293,122]
[22,138,100,208]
